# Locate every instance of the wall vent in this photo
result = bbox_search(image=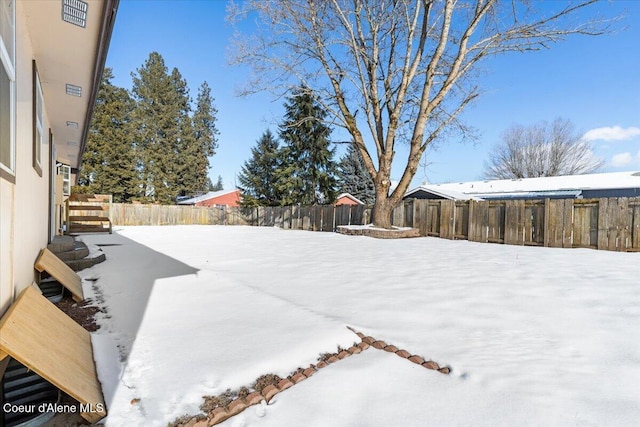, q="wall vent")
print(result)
[62,0,88,28]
